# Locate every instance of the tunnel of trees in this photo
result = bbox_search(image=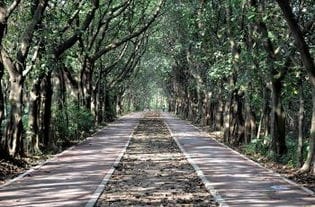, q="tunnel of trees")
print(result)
[0,0,314,176]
